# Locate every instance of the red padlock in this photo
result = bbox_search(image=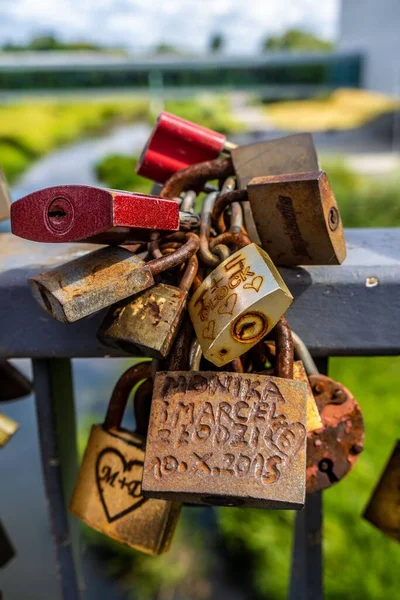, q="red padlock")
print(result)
[137,111,235,183]
[11,185,180,244]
